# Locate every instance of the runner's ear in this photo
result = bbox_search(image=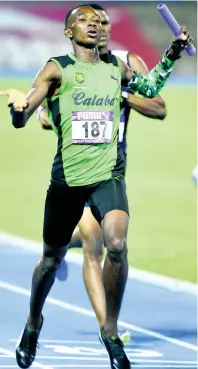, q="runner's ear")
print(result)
[64,28,73,39]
